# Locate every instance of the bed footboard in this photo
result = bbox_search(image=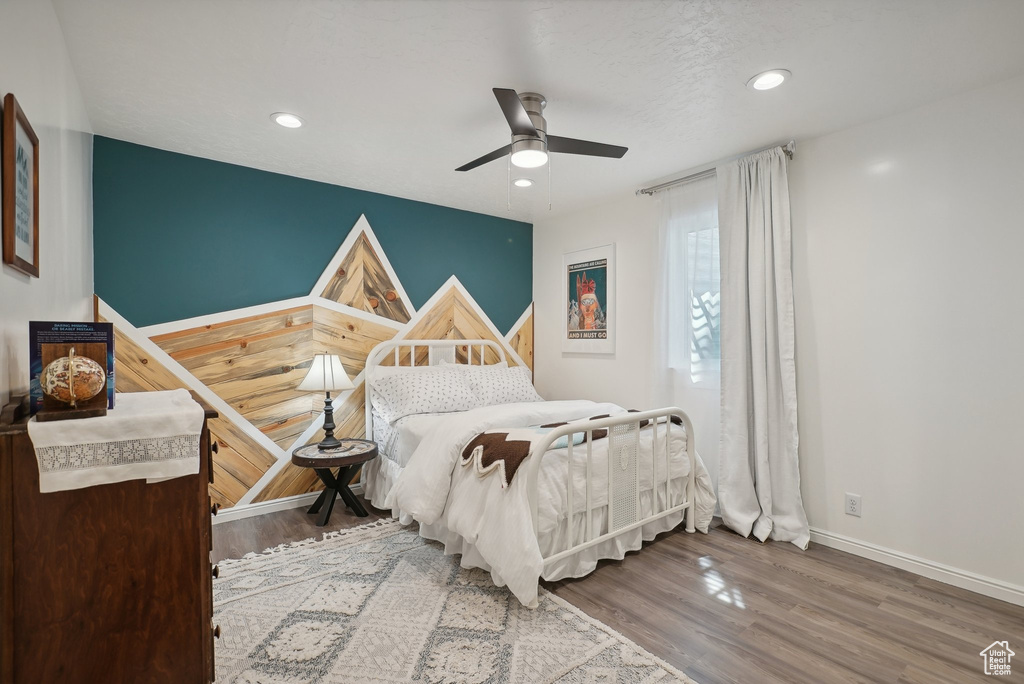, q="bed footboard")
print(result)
[521,408,696,567]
